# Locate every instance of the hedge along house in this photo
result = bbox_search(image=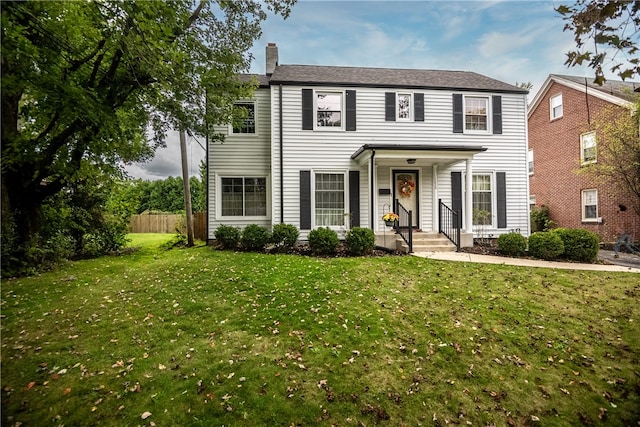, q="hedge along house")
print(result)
[208,43,530,251]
